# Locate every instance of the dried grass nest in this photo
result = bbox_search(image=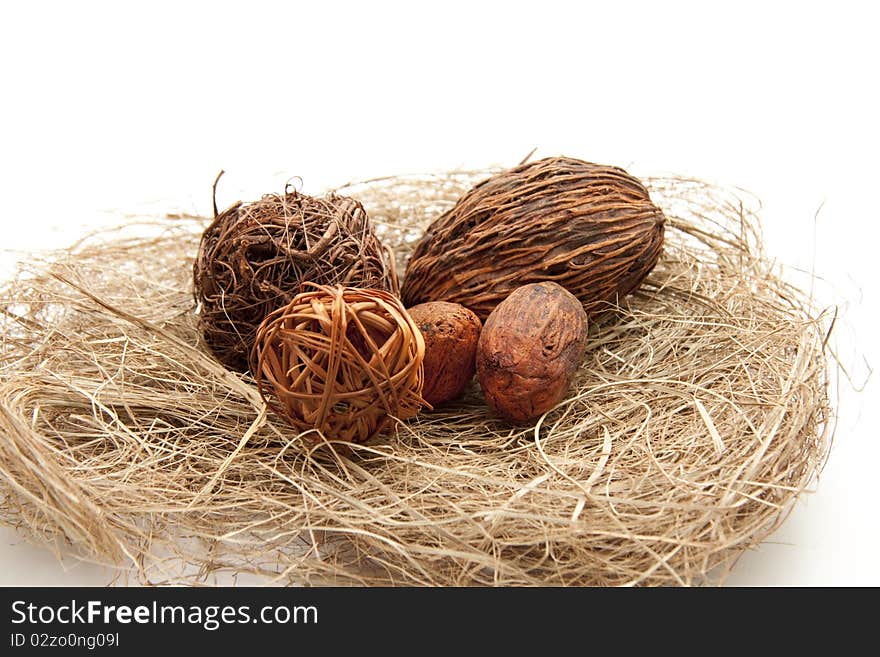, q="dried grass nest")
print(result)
[0,169,833,586]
